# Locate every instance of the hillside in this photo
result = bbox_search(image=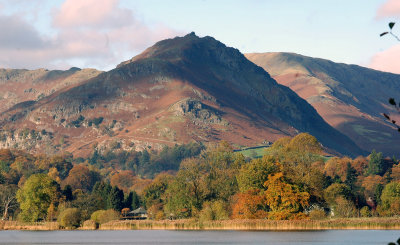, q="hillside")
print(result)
[0,34,364,157]
[245,52,400,156]
[0,68,102,113]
